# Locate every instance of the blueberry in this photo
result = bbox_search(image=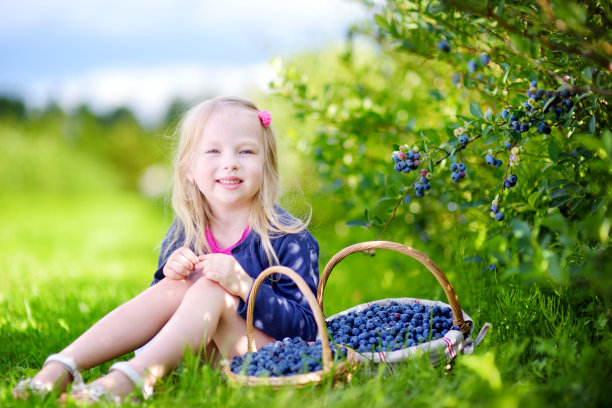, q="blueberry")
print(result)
[494,159,502,167]
[485,154,495,165]
[458,134,469,144]
[501,109,509,120]
[457,162,466,171]
[437,40,451,53]
[450,163,458,172]
[479,54,490,65]
[468,59,478,72]
[495,211,505,221]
